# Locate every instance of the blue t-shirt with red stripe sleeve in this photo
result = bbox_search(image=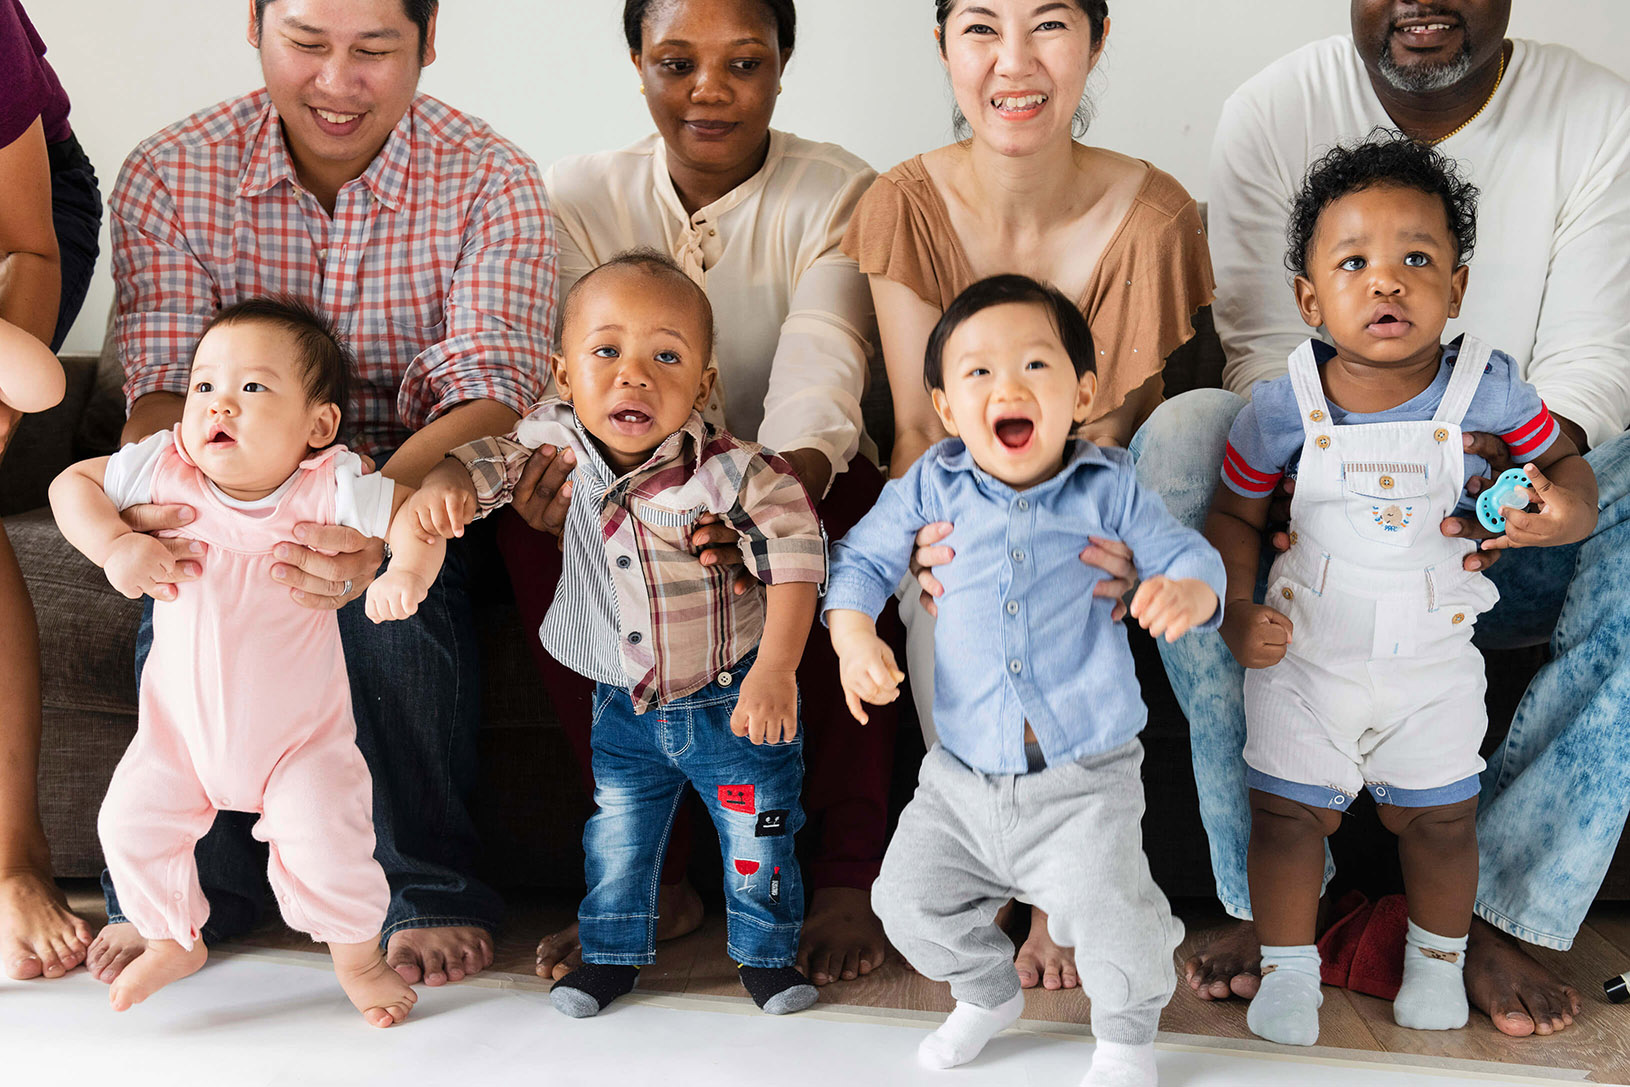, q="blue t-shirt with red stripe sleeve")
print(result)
[1221,337,1560,514]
